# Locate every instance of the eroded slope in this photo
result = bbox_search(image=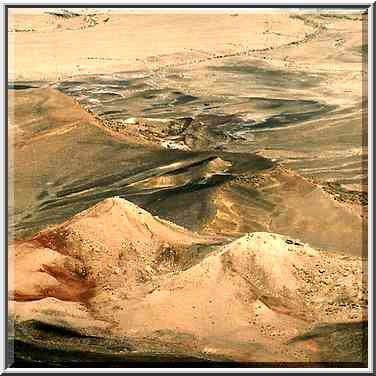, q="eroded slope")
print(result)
[10,198,367,365]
